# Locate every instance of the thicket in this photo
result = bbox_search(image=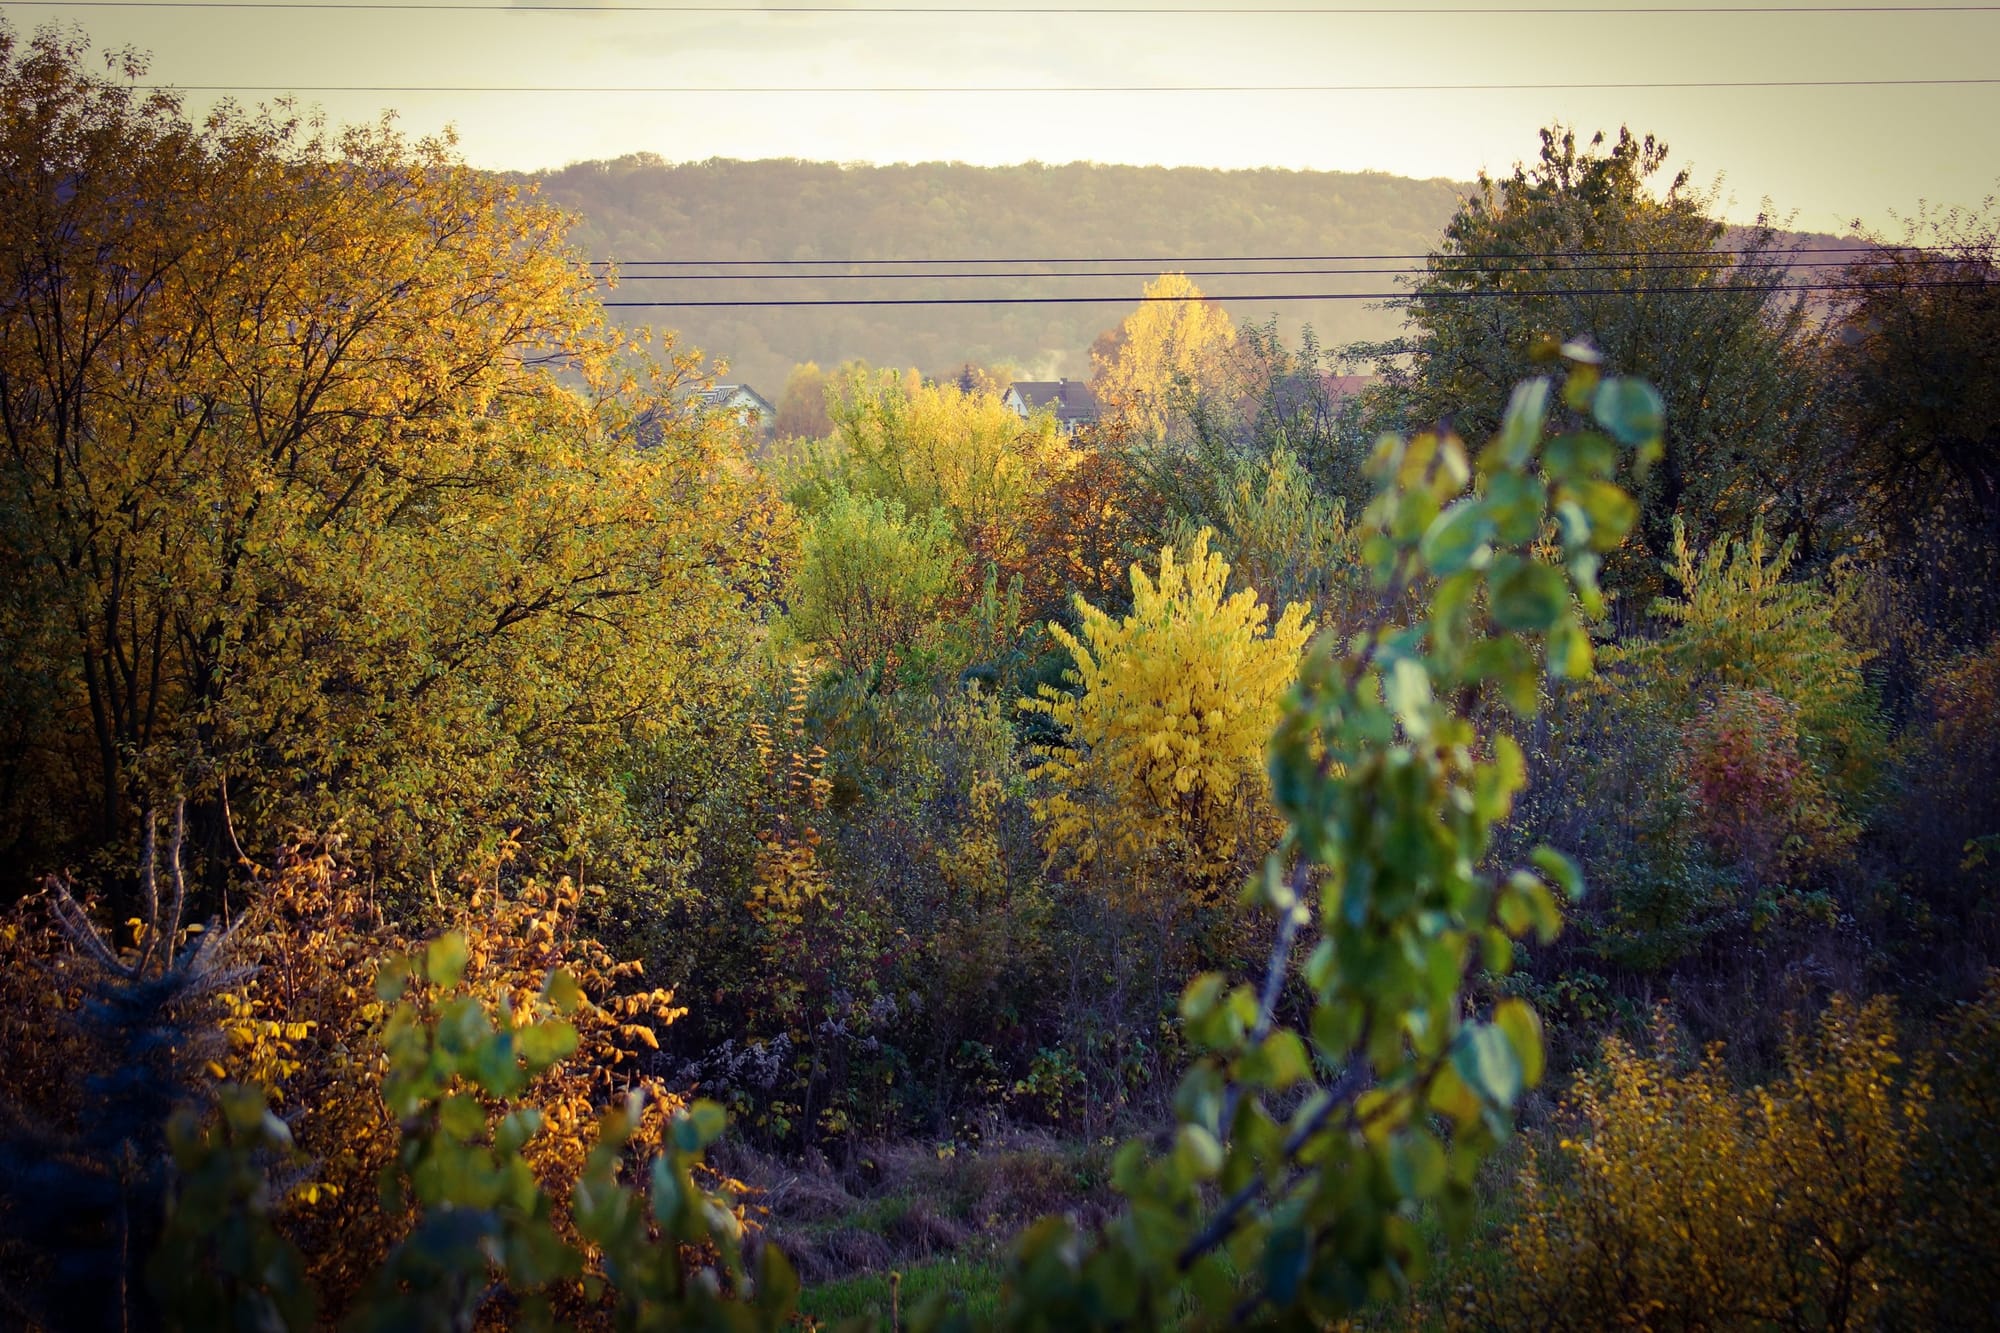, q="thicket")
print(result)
[2,25,1998,1331]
